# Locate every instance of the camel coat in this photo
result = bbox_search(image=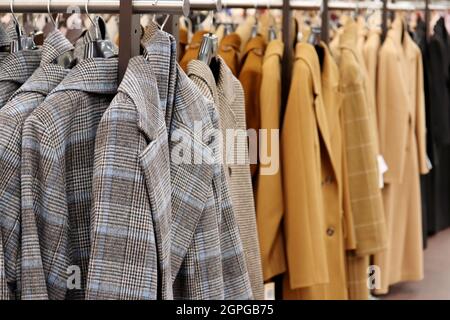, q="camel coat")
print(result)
[373,18,430,294]
[282,43,349,299]
[239,35,266,179]
[219,33,242,77]
[255,39,286,282]
[179,30,209,72]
